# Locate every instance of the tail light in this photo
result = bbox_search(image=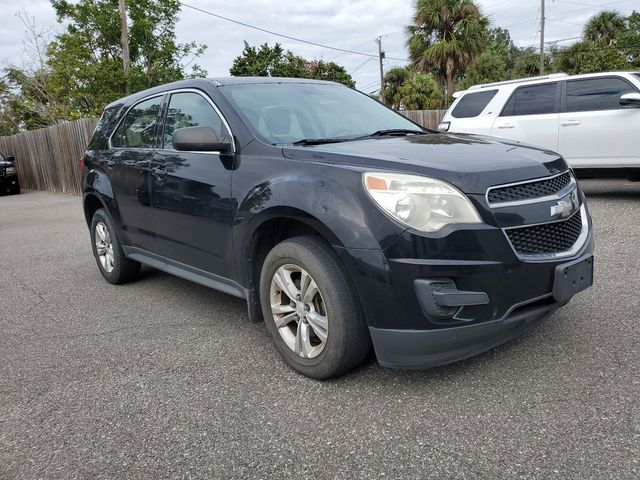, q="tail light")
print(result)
[79,155,85,173]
